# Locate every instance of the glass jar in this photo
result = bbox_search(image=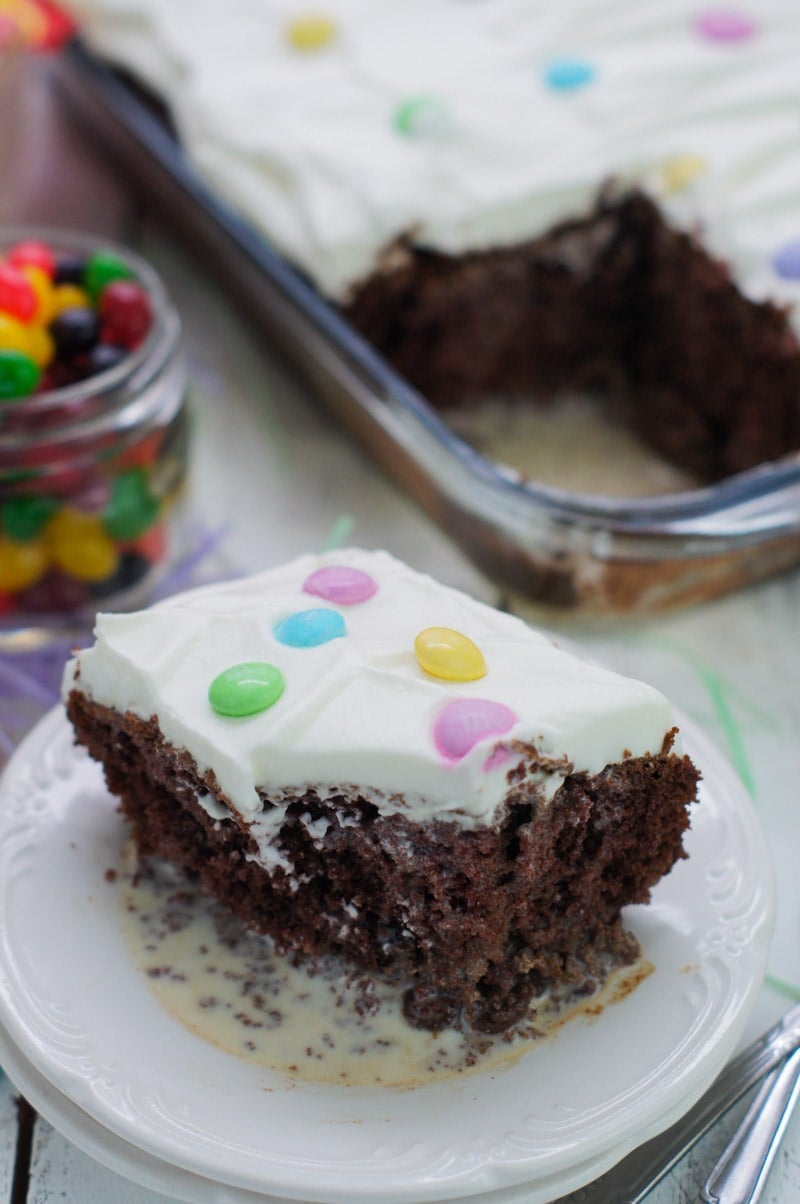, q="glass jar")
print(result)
[0,229,189,622]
